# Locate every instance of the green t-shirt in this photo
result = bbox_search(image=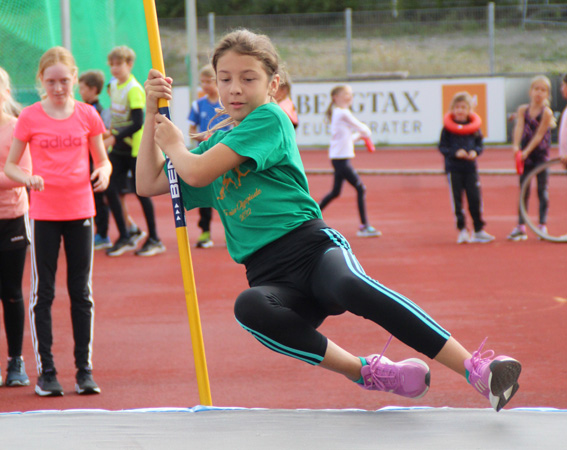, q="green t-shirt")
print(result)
[178,102,322,263]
